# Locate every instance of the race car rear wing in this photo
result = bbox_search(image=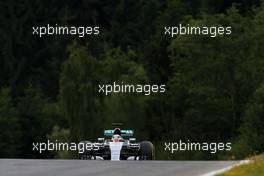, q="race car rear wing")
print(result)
[104,129,134,137]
